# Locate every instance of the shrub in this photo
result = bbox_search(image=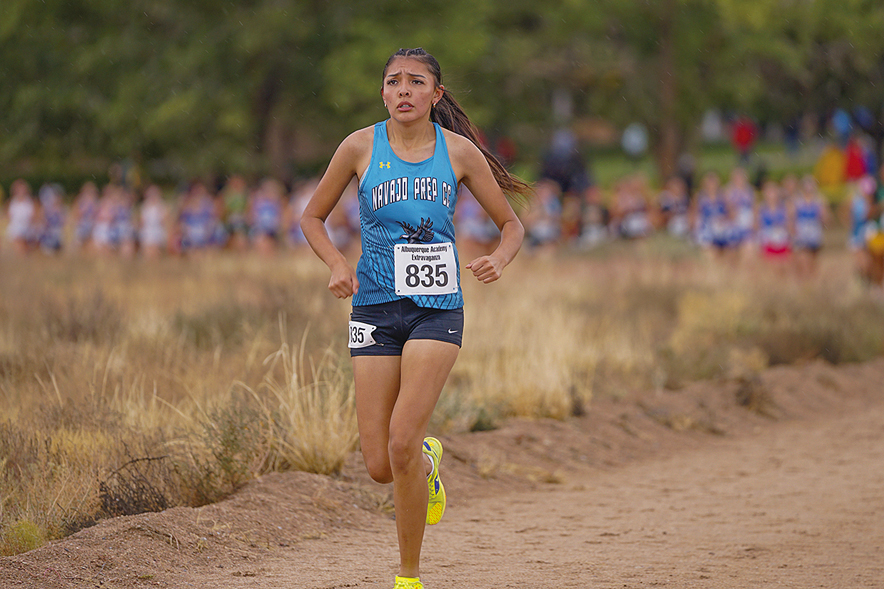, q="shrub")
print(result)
[0,520,46,556]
